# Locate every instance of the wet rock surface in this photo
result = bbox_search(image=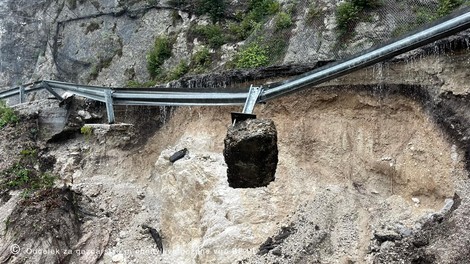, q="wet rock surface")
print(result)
[224,119,278,188]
